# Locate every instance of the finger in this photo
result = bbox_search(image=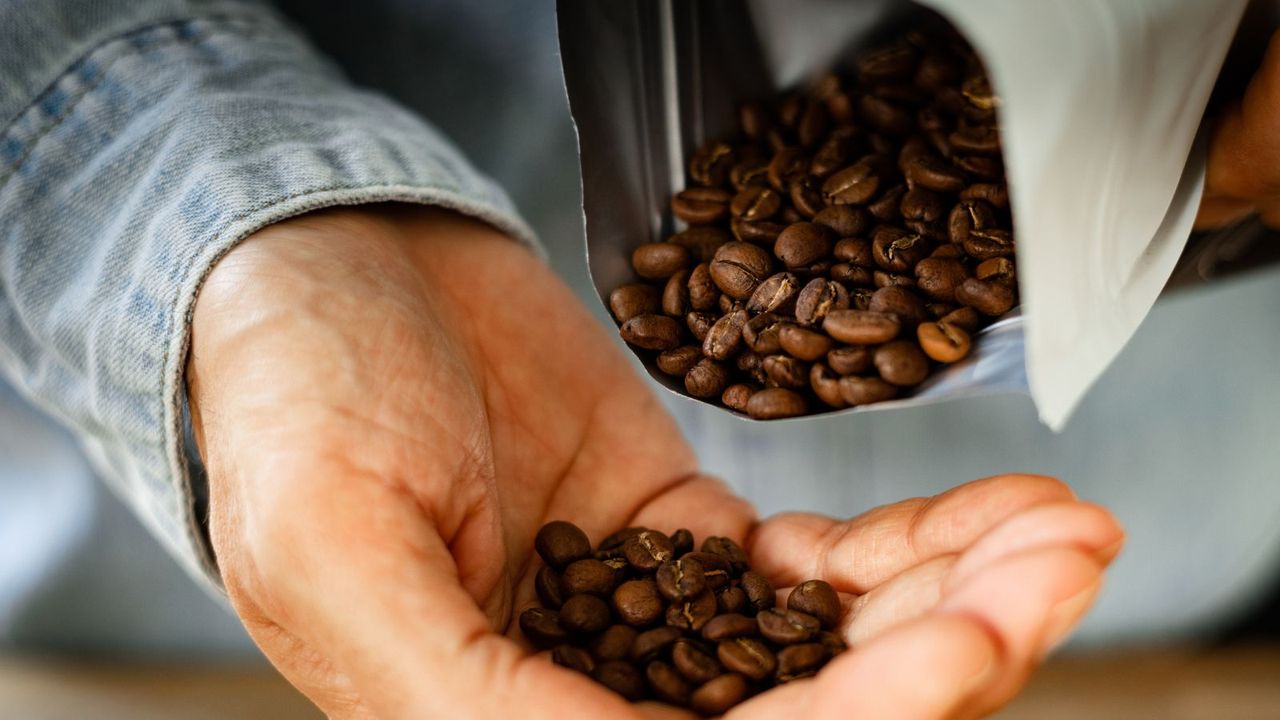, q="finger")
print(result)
[746,474,1075,592]
[729,613,999,720]
[842,554,954,645]
[626,472,759,546]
